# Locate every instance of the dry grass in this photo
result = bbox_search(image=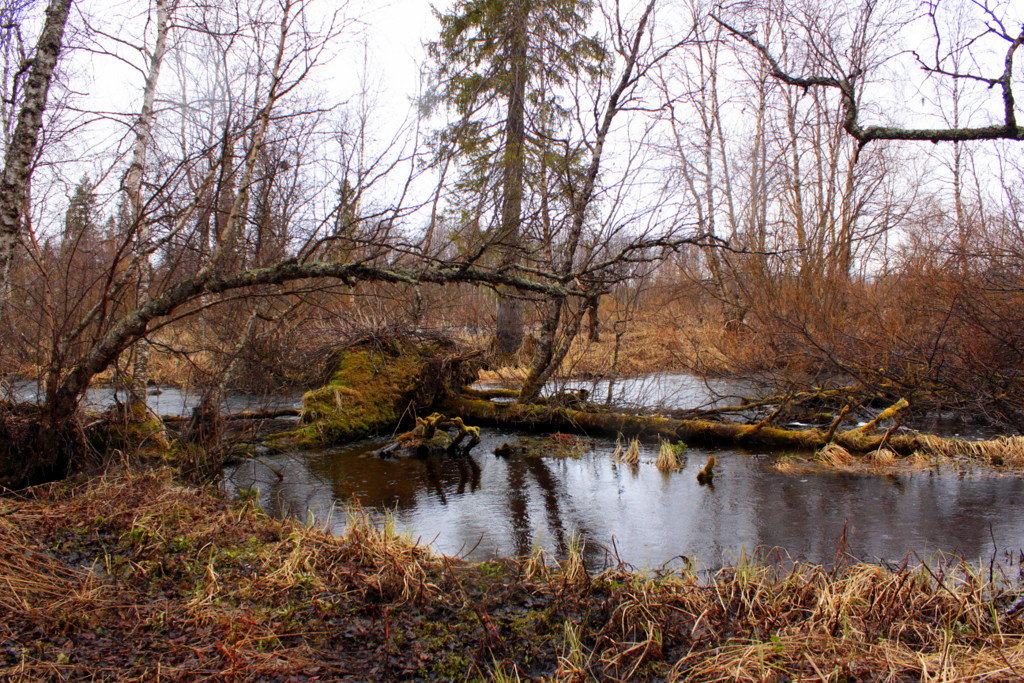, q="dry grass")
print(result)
[655,441,684,472]
[616,438,642,466]
[816,442,856,468]
[3,469,1024,681]
[775,436,1024,477]
[776,443,938,476]
[921,434,1024,468]
[478,315,747,385]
